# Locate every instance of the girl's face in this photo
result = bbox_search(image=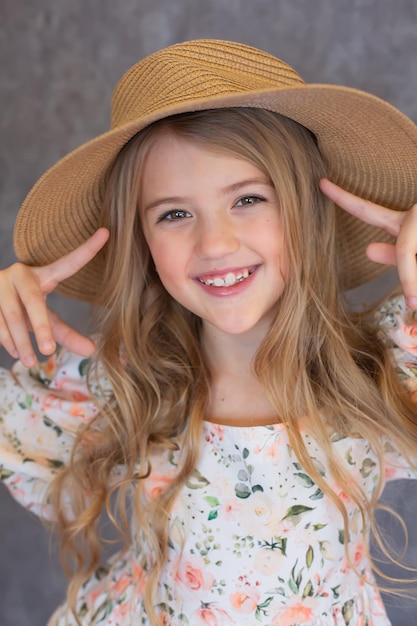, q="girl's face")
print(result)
[139,132,289,339]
